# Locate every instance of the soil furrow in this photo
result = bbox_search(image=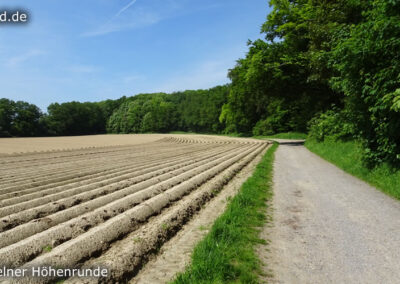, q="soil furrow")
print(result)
[0,143,196,185]
[0,144,242,232]
[7,144,265,284]
[0,144,259,266]
[0,143,215,196]
[67,144,268,284]
[0,144,227,206]
[0,135,268,284]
